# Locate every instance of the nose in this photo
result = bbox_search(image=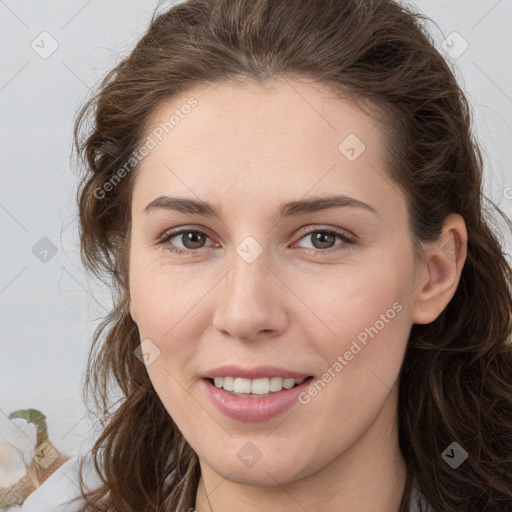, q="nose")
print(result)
[212,251,289,342]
